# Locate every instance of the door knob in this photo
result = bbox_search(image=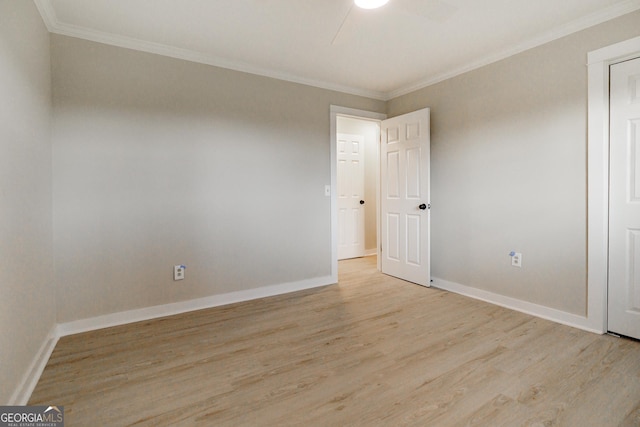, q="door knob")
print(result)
[360,200,365,205]
[419,204,427,210]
